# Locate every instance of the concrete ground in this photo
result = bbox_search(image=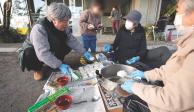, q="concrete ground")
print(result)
[0,53,45,112]
[0,35,177,112]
